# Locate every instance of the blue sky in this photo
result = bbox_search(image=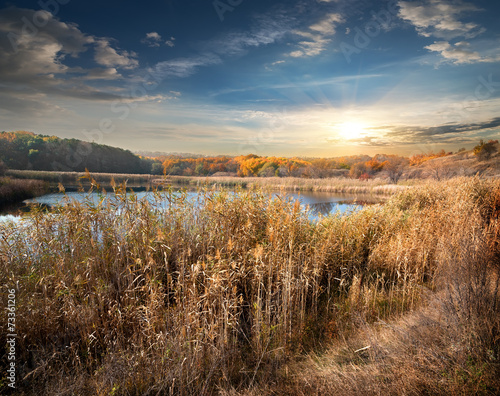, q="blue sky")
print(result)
[1,0,500,156]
